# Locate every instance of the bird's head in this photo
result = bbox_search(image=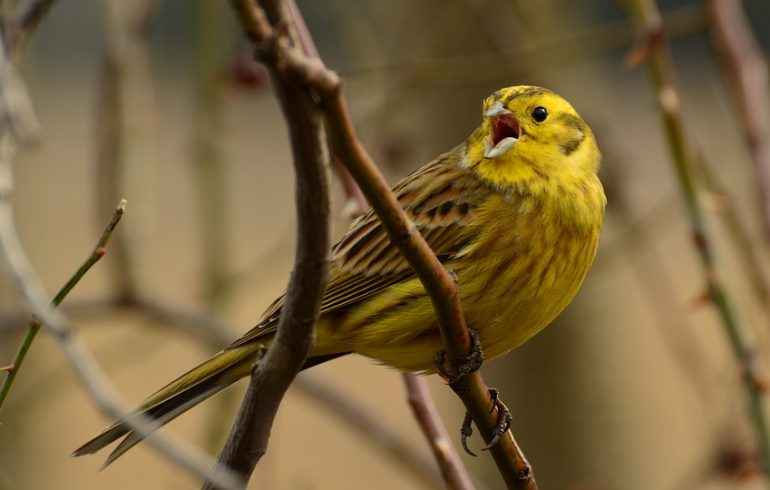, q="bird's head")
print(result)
[463,86,600,190]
